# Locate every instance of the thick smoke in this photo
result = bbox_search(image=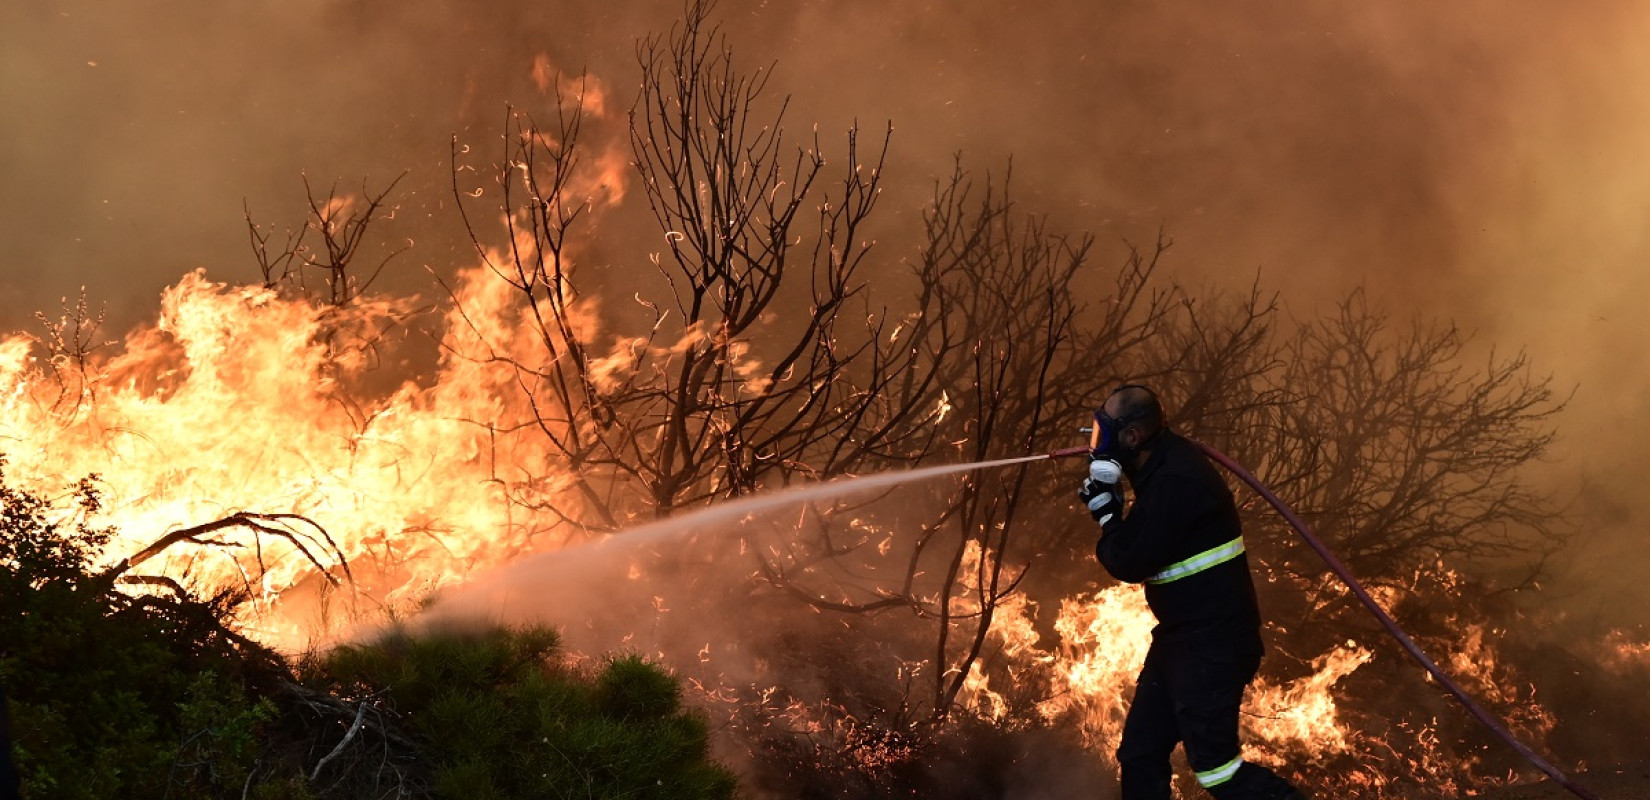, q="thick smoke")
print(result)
[8,0,1650,777]
[10,0,1649,619]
